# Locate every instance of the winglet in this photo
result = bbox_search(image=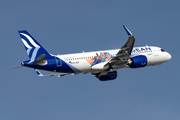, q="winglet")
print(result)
[123,25,133,36]
[35,69,43,76]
